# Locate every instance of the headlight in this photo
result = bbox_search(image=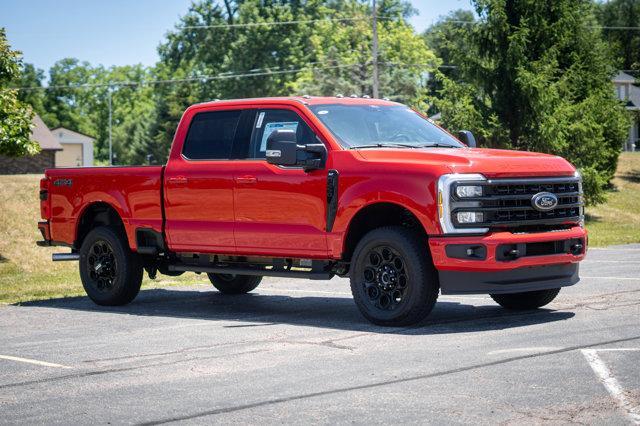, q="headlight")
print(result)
[456,211,484,224]
[455,185,483,198]
[437,174,489,234]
